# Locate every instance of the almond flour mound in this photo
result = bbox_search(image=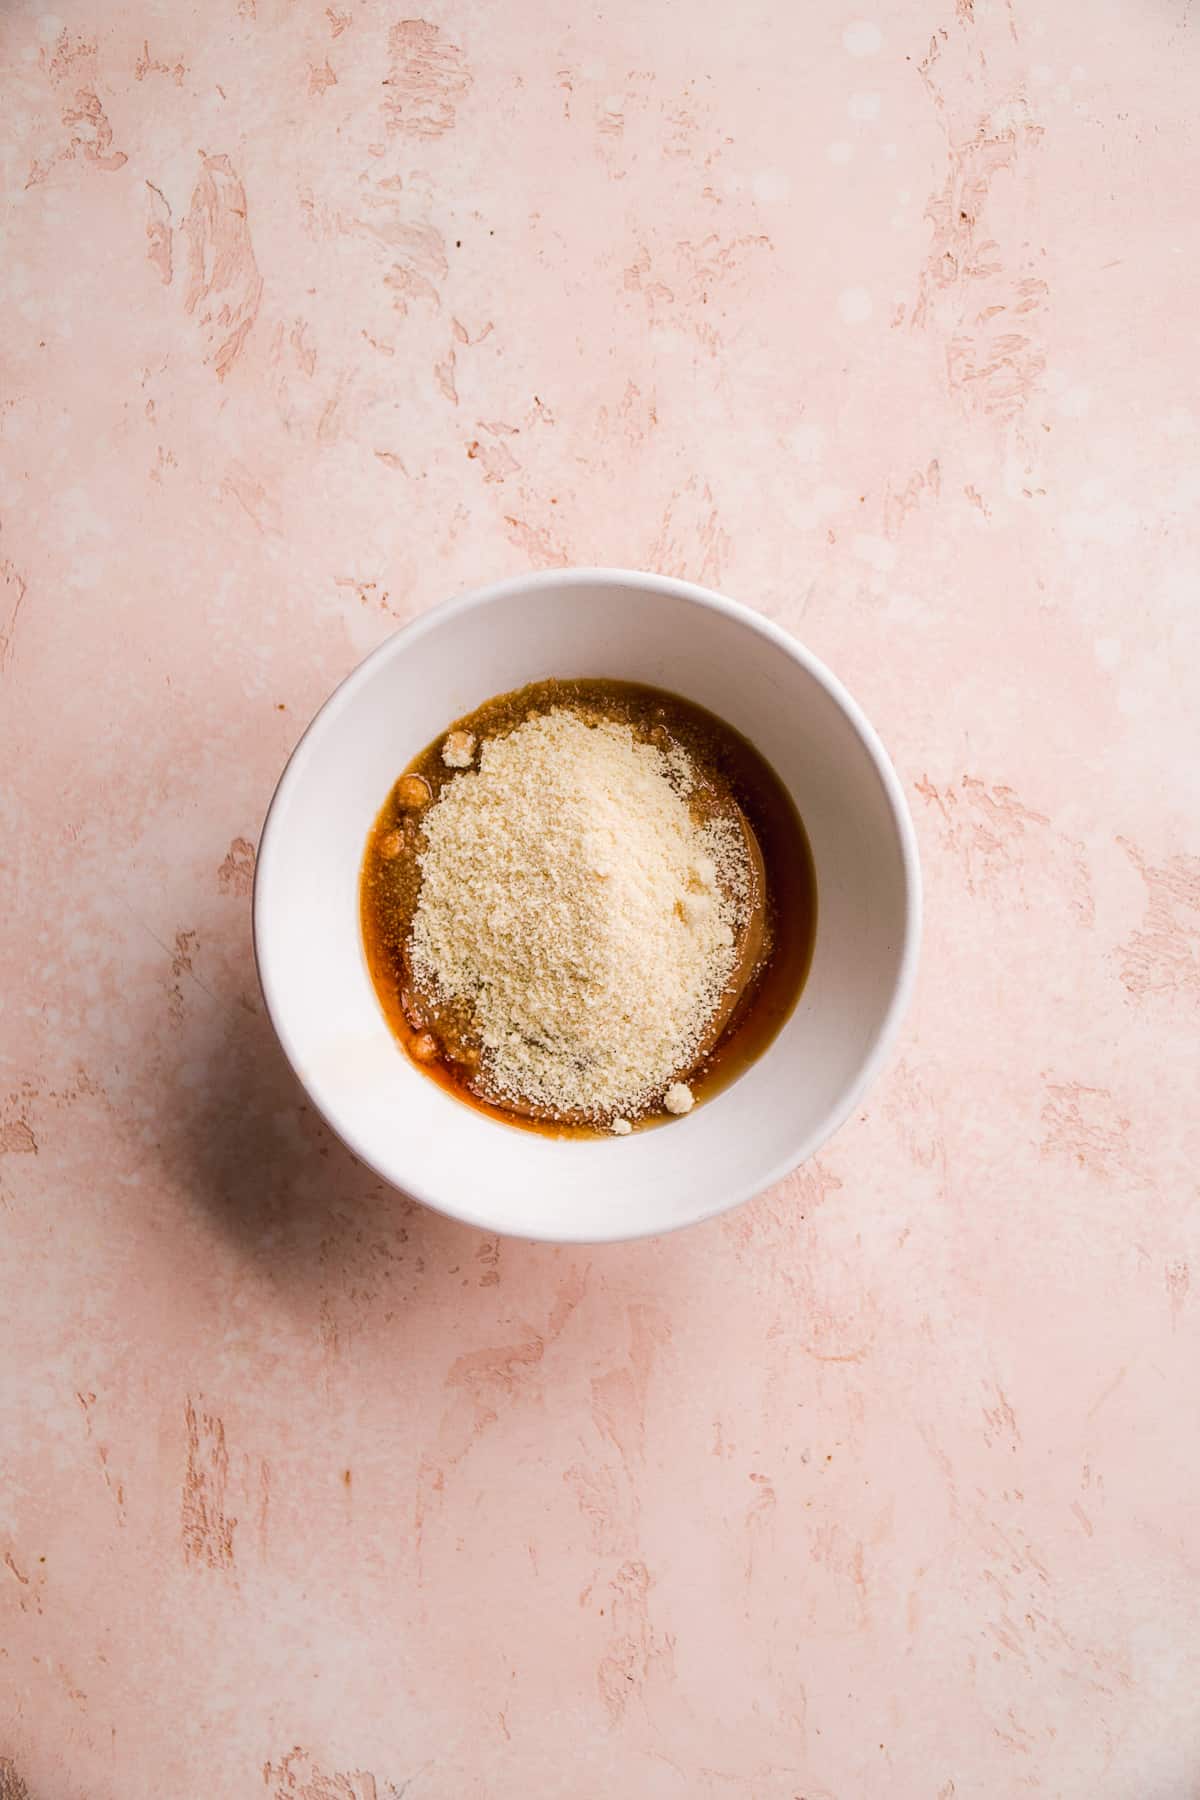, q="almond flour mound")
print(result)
[409,708,751,1120]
